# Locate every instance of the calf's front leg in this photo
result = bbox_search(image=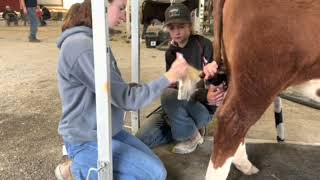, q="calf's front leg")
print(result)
[232,142,259,175]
